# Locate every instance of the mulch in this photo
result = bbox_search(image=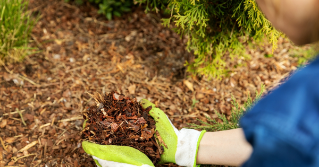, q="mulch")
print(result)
[82,92,162,164]
[0,0,306,166]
